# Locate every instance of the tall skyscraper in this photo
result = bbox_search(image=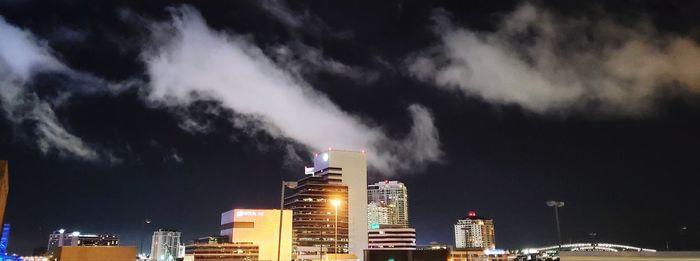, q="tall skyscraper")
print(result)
[219,209,292,261]
[367,181,408,228]
[285,149,367,260]
[150,229,183,261]
[454,211,495,250]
